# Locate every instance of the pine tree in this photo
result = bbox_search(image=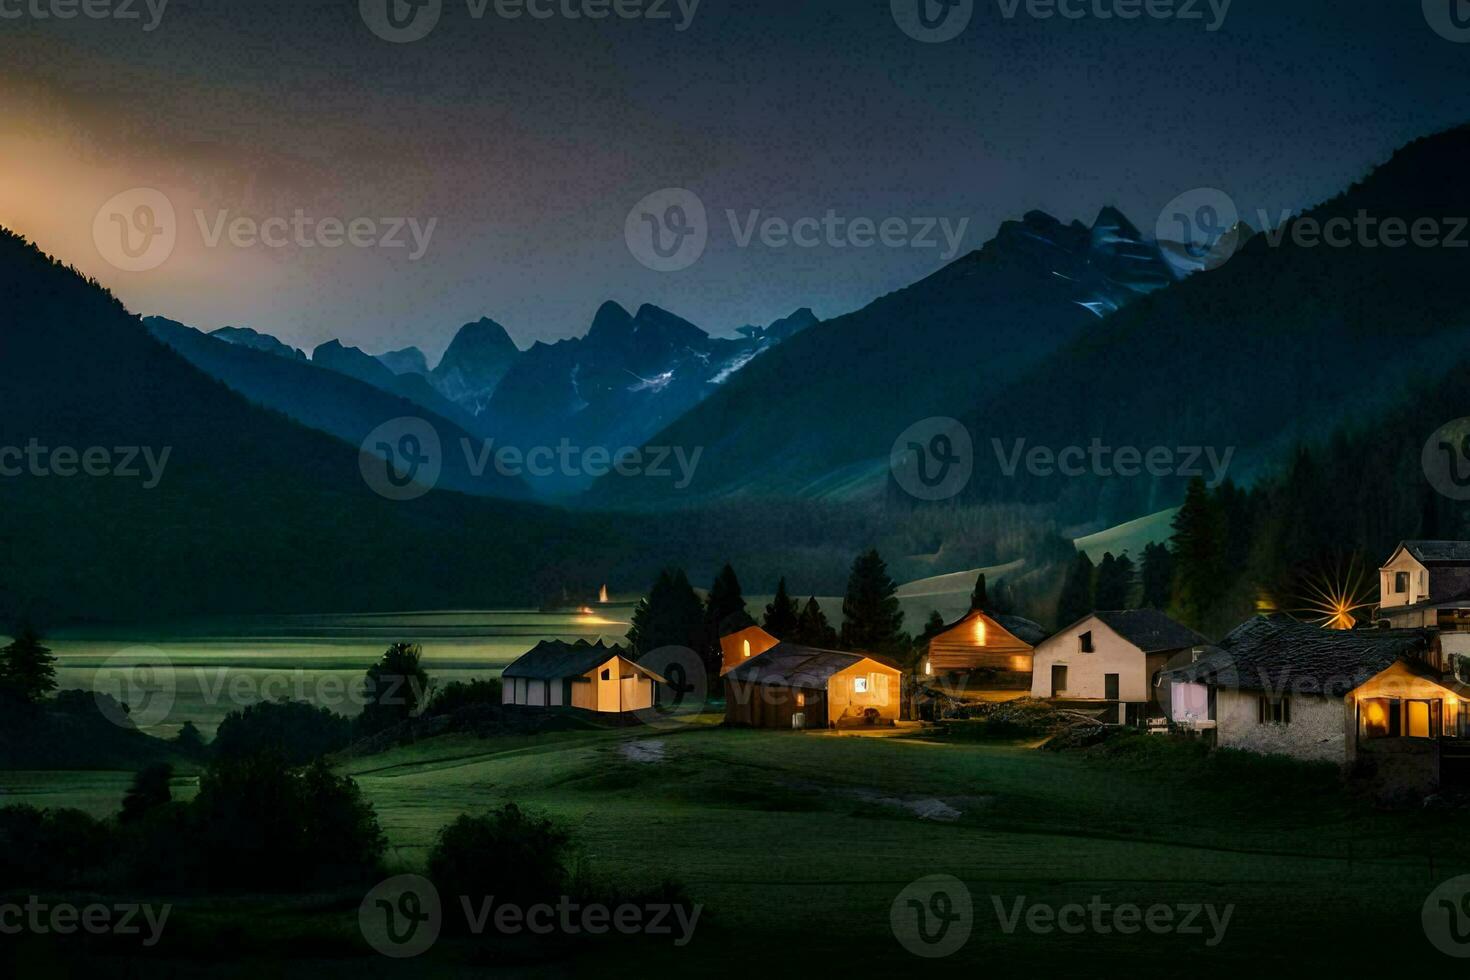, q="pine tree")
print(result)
[1094,552,1134,610]
[1171,477,1227,627]
[918,610,946,644]
[1140,542,1173,609]
[0,625,56,704]
[989,578,1018,616]
[358,642,430,735]
[794,597,838,648]
[969,573,988,612]
[120,764,173,824]
[627,568,706,657]
[703,562,747,647]
[763,577,800,639]
[839,550,907,654]
[1054,552,1096,628]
